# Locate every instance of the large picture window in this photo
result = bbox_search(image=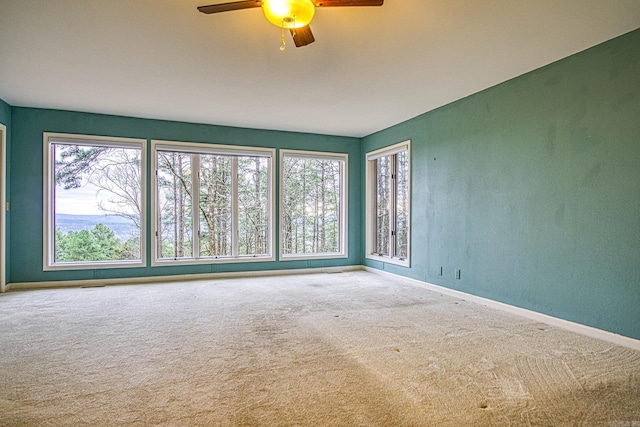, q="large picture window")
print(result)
[366,141,410,266]
[43,133,146,270]
[152,140,274,264]
[280,150,348,260]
